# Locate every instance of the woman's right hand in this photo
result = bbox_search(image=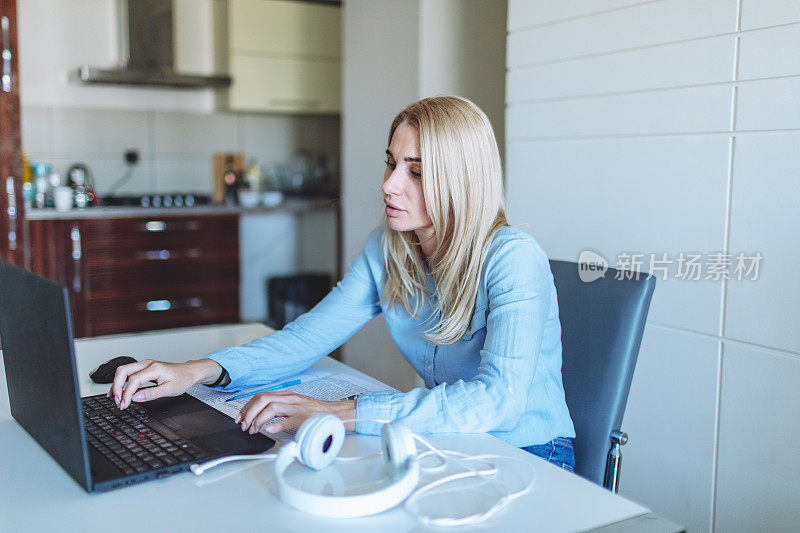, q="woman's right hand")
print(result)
[108,358,224,409]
